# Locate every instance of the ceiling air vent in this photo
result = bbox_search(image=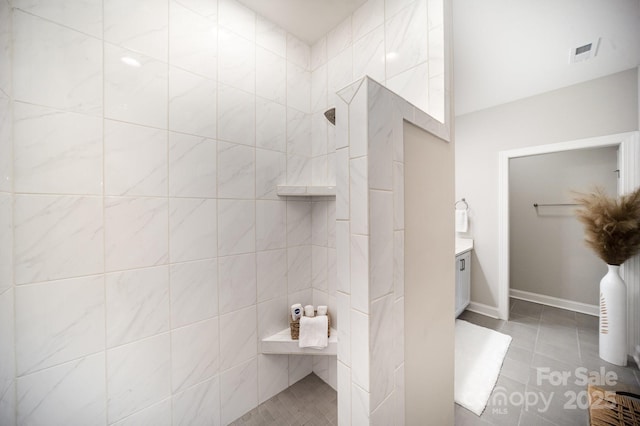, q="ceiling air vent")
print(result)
[569,38,600,63]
